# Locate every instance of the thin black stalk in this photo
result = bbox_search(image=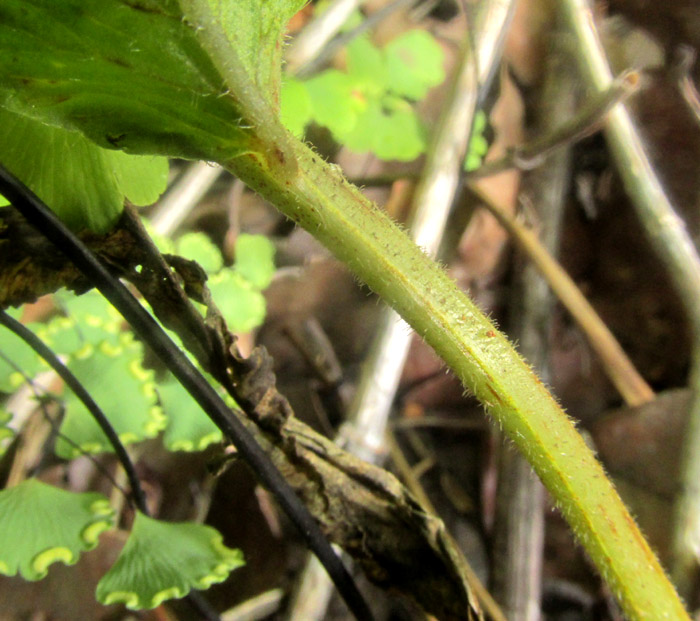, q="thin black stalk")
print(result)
[0,348,132,496]
[186,591,222,621]
[0,163,374,621]
[0,311,149,514]
[0,341,221,621]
